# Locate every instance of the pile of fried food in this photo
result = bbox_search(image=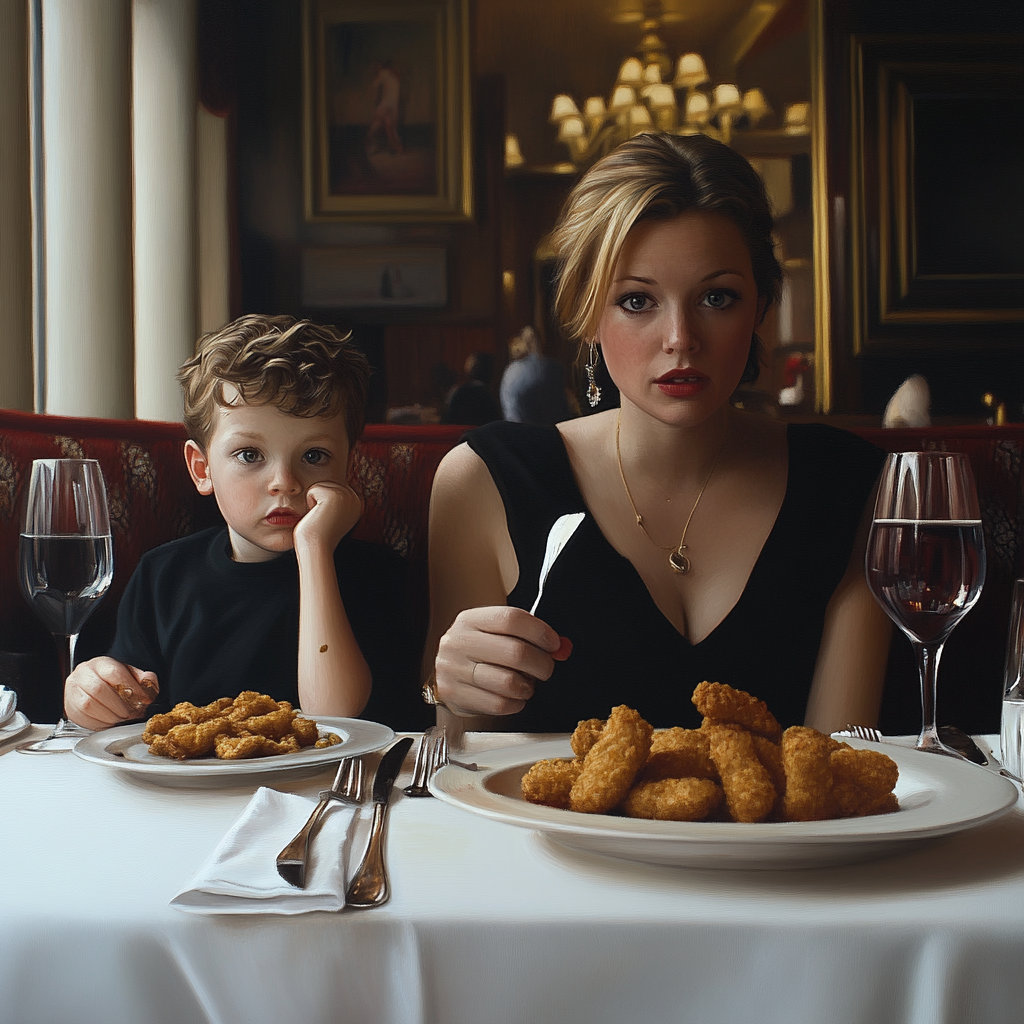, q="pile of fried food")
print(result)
[142,690,341,760]
[521,682,899,823]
